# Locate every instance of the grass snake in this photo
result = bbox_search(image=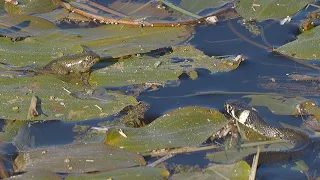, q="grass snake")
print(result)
[224,100,310,165]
